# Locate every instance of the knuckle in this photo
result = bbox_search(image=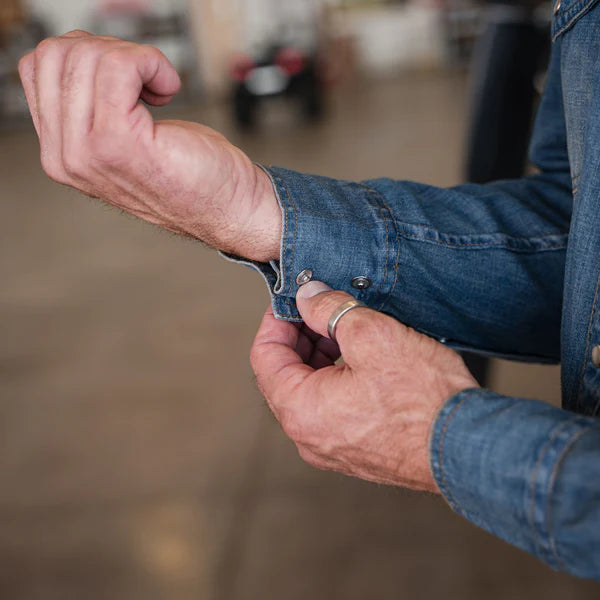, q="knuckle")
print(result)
[297,445,316,466]
[65,38,98,61]
[338,311,399,357]
[40,151,66,184]
[313,291,349,319]
[62,150,84,178]
[18,52,33,77]
[63,29,90,38]
[87,131,125,167]
[35,37,60,60]
[279,410,304,443]
[342,311,378,343]
[99,46,134,69]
